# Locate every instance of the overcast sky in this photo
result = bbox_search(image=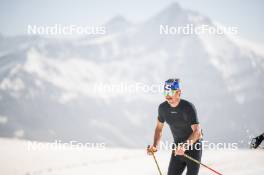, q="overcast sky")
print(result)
[0,0,263,44]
